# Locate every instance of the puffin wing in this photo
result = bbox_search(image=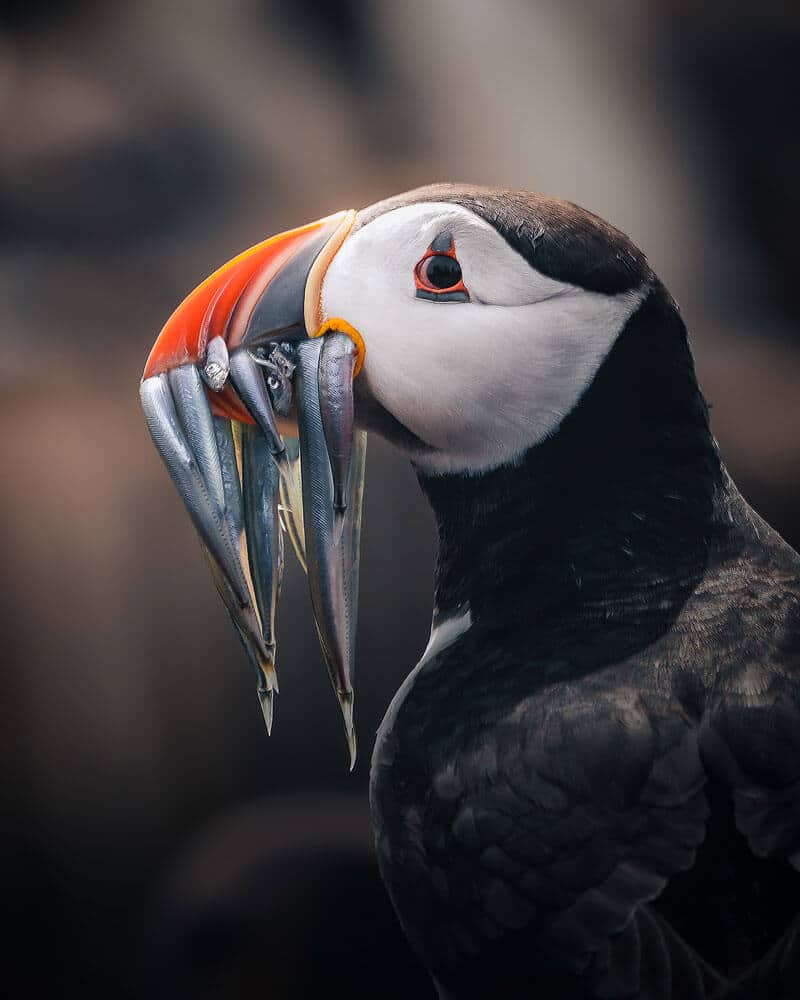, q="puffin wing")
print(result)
[422,682,710,995]
[698,520,800,867]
